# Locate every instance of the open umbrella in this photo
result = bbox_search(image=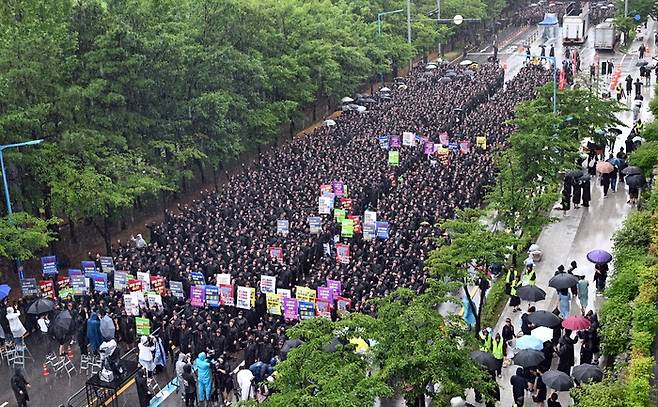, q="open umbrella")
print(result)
[571,364,604,383]
[622,166,643,176]
[439,77,452,83]
[586,249,612,264]
[459,59,474,66]
[425,63,438,70]
[607,157,622,167]
[280,338,304,360]
[542,370,574,391]
[636,60,649,67]
[626,174,646,188]
[596,161,614,174]
[531,326,554,342]
[608,128,622,135]
[324,336,348,352]
[27,298,55,315]
[512,349,545,367]
[549,273,579,290]
[323,119,336,127]
[528,310,562,328]
[0,284,11,301]
[632,136,645,143]
[52,310,73,341]
[379,87,391,92]
[562,315,592,331]
[516,335,544,351]
[566,170,585,180]
[517,285,546,302]
[340,96,354,103]
[470,351,500,371]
